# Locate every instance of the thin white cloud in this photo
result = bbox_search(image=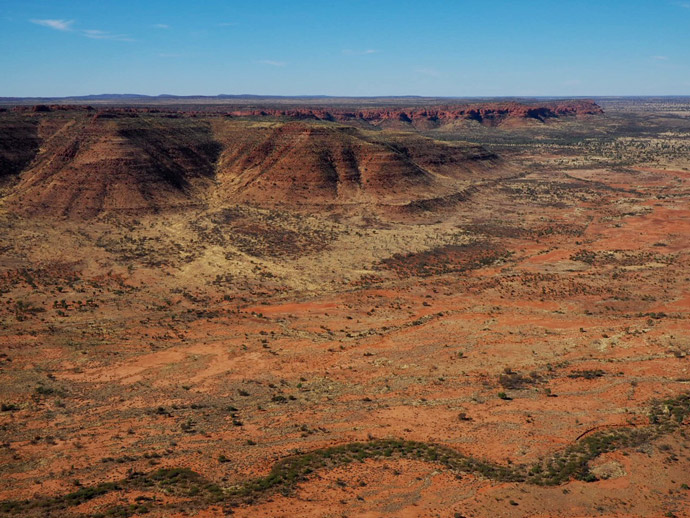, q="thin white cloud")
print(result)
[30,18,132,41]
[82,29,134,42]
[30,19,74,31]
[256,59,286,67]
[342,49,379,56]
[673,1,690,7]
[82,29,107,37]
[218,22,237,27]
[652,55,670,61]
[153,23,170,29]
